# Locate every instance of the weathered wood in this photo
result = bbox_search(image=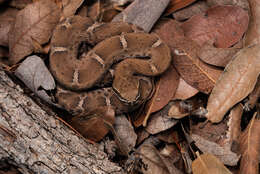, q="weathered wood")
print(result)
[0,70,125,174]
[112,0,170,32]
